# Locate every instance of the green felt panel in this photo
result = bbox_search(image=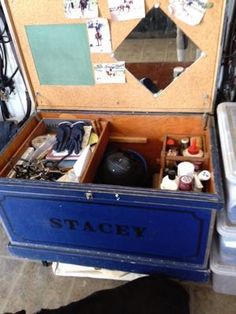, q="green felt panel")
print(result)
[25,24,95,86]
